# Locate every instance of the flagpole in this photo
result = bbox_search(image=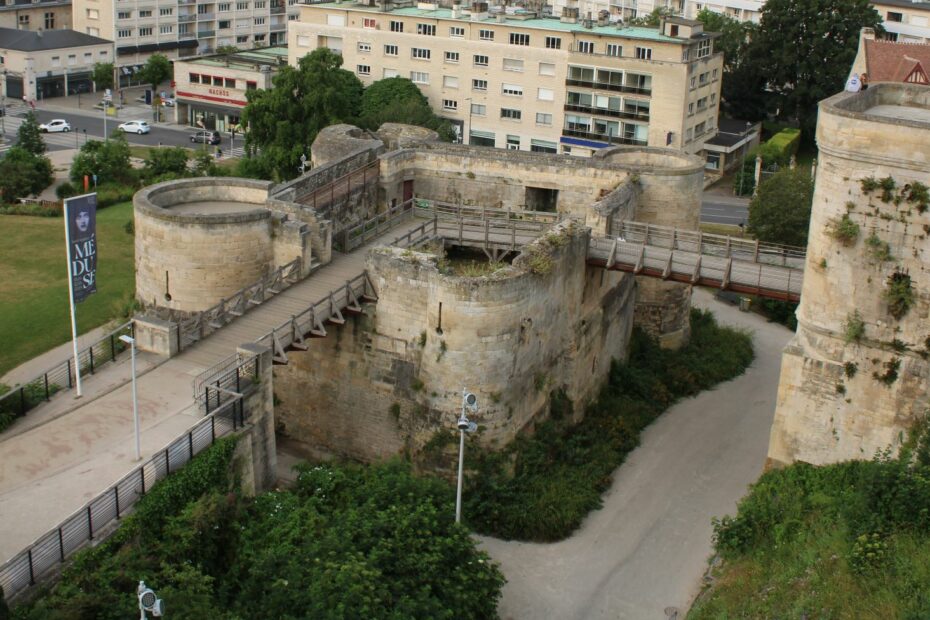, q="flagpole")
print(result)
[63,201,83,398]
